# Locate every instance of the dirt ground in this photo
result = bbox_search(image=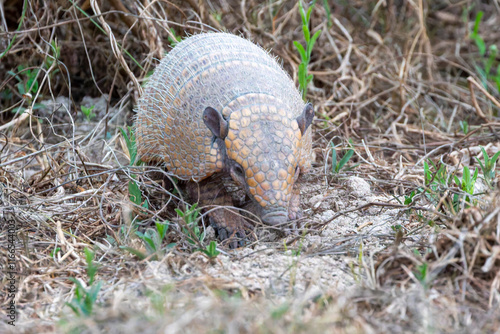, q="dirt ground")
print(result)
[1,1,500,333]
